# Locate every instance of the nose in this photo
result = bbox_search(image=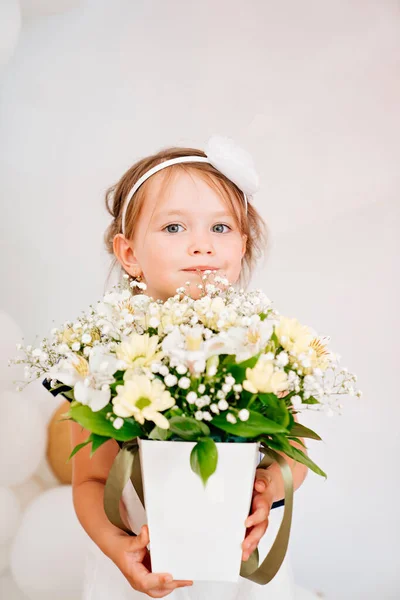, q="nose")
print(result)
[188,233,215,256]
